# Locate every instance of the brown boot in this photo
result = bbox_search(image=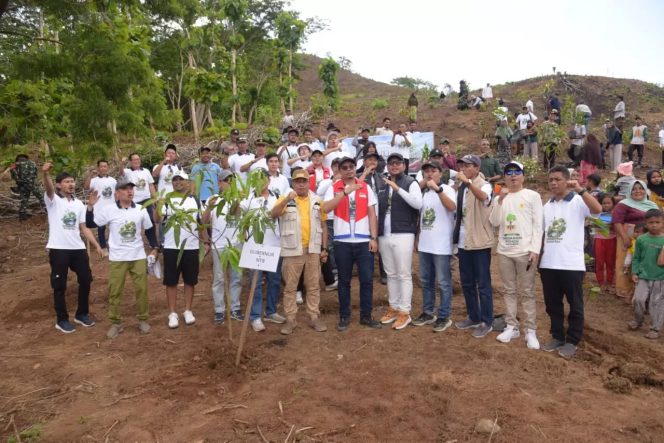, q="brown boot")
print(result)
[280,319,297,335]
[310,317,327,332]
